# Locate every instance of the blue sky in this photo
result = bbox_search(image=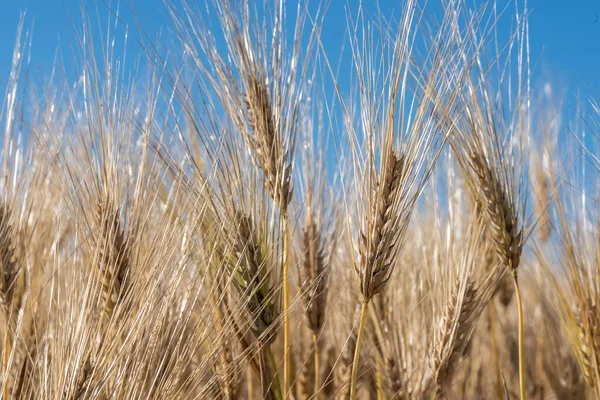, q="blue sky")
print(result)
[0,0,599,137]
